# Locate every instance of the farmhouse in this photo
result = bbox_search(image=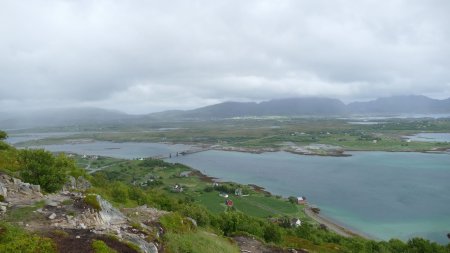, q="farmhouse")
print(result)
[297,196,307,205]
